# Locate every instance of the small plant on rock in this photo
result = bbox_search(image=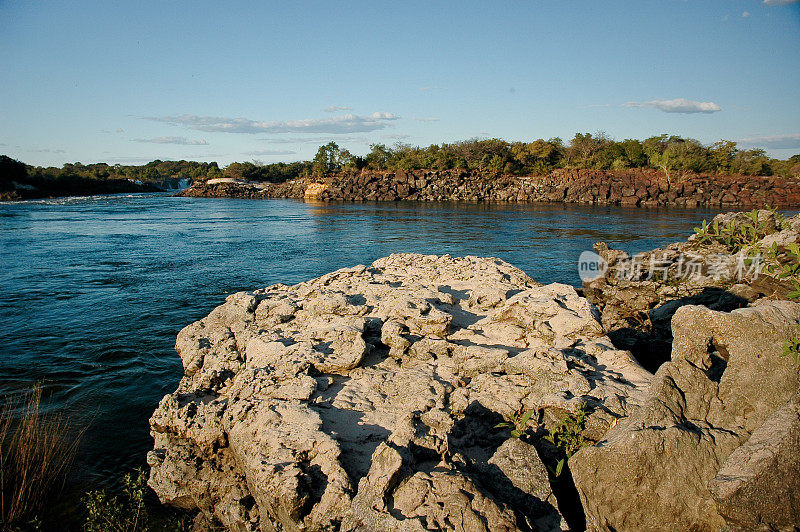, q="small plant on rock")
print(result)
[782,323,800,363]
[544,402,591,477]
[495,409,535,440]
[764,242,800,299]
[761,242,800,363]
[693,209,773,253]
